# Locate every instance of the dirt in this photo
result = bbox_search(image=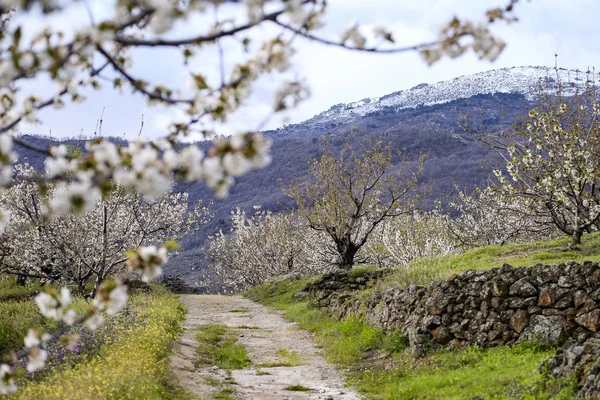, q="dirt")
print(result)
[169,295,361,400]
